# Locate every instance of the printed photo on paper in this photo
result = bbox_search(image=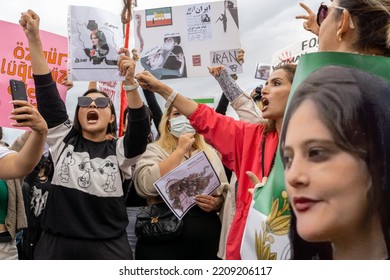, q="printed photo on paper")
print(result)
[153,151,221,220]
[68,5,124,81]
